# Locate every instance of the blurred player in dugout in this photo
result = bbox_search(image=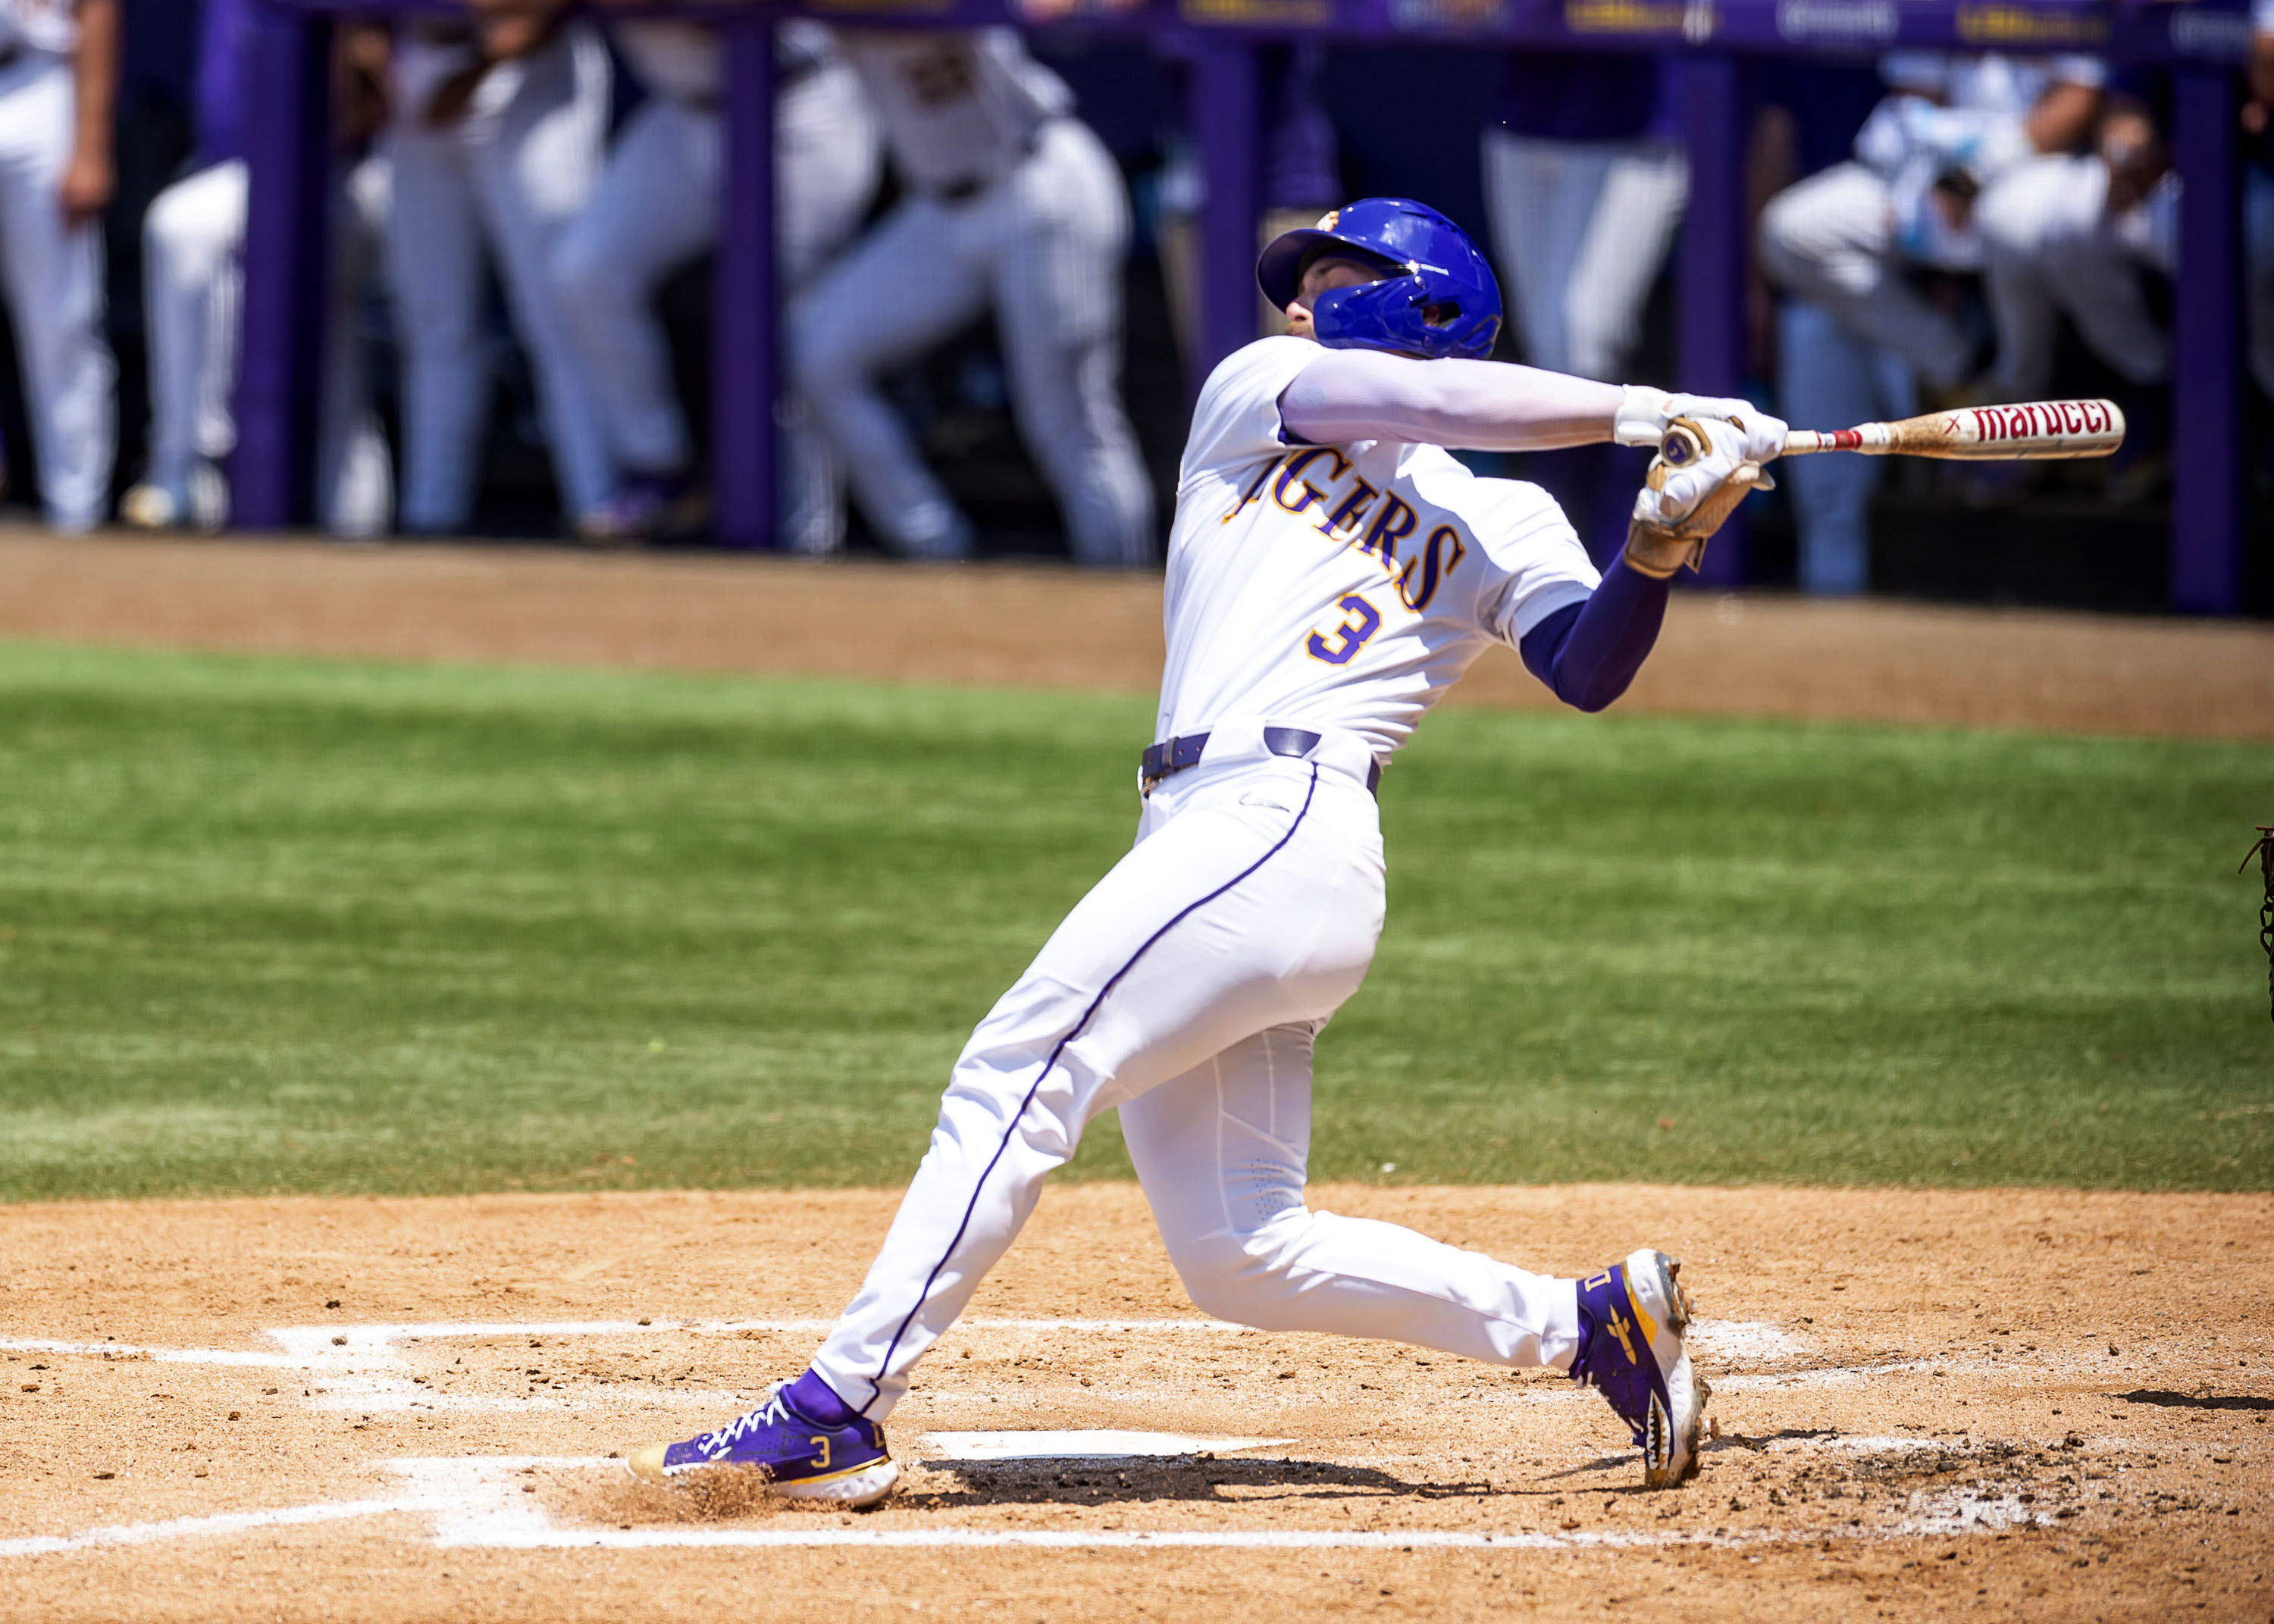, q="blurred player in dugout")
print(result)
[1480,46,1687,563]
[126,0,391,536]
[0,0,118,534]
[550,5,879,549]
[791,27,1153,566]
